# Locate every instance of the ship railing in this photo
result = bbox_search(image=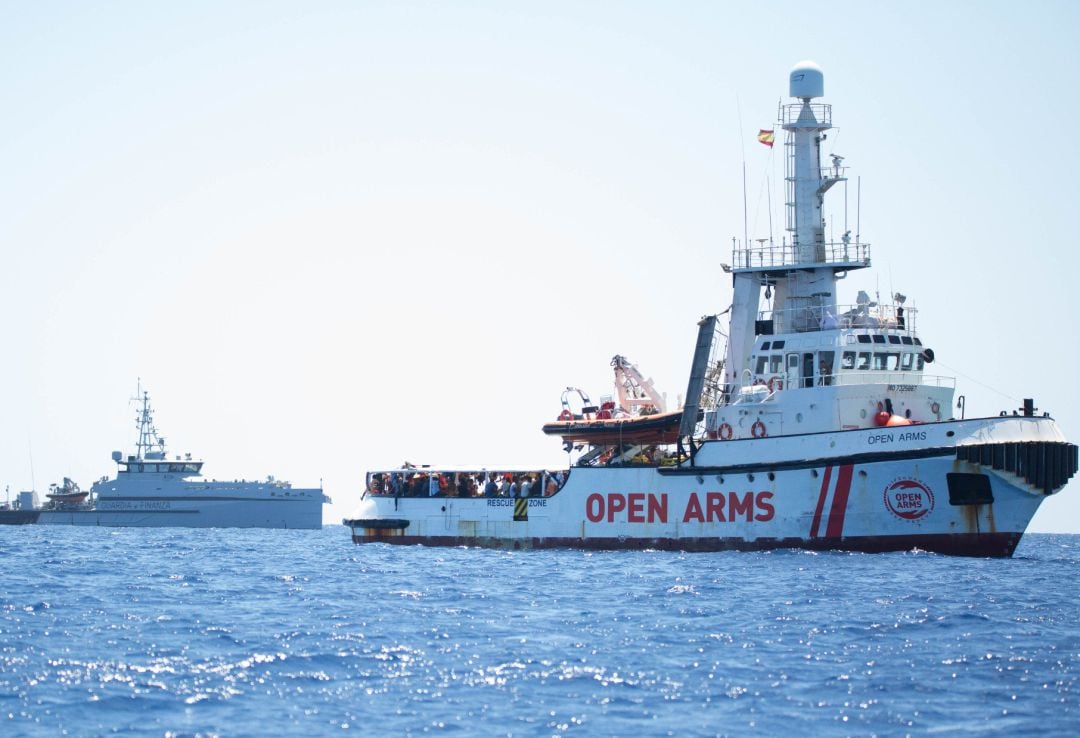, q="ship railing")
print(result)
[731,240,870,272]
[364,468,568,498]
[827,372,955,389]
[760,301,917,335]
[717,370,953,404]
[780,101,832,129]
